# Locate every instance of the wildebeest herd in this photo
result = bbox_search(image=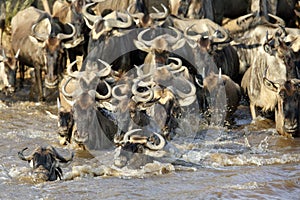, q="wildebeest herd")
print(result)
[1,0,300,181]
